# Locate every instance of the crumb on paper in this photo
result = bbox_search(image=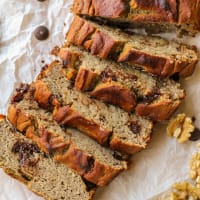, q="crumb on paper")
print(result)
[167,113,195,143]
